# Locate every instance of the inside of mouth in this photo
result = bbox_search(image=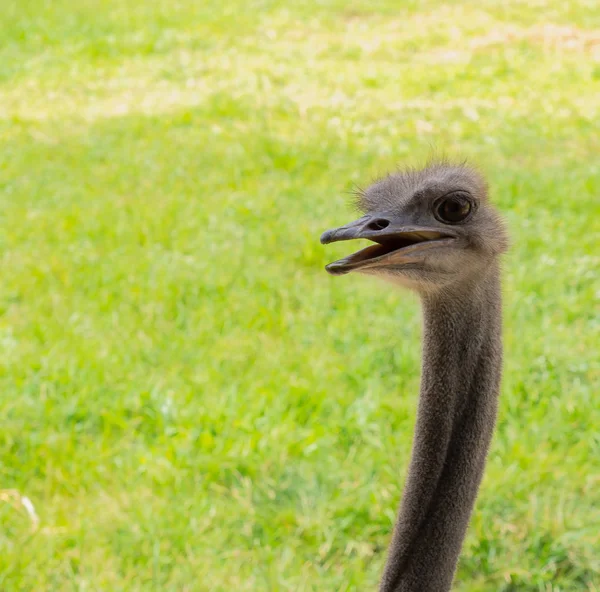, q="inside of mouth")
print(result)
[341,231,445,265]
